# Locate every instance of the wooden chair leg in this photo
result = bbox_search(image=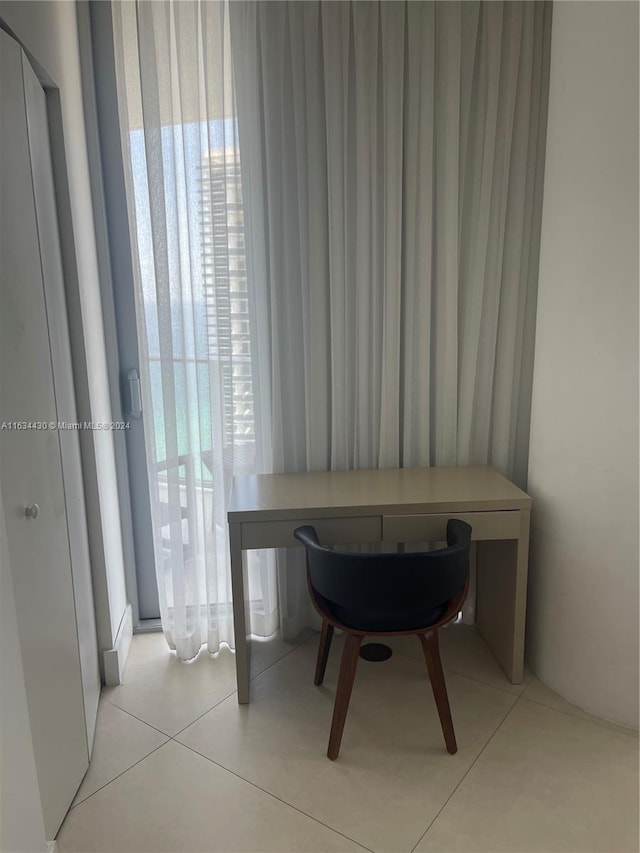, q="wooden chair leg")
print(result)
[314,621,334,686]
[327,632,362,760]
[420,630,457,754]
